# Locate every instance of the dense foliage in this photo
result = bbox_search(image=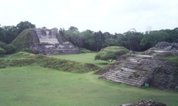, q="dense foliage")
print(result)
[95,46,129,61]
[0,41,16,55]
[0,21,35,44]
[62,26,178,52]
[0,21,35,54]
[0,47,5,55]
